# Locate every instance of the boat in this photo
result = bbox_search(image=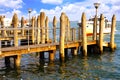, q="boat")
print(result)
[77,16,112,36]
